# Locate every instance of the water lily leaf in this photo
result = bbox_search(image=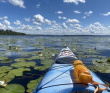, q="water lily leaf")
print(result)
[0,56,8,61]
[25,61,36,67]
[0,73,7,78]
[1,58,12,63]
[0,66,13,73]
[9,68,31,77]
[27,77,43,92]
[11,62,26,68]
[23,68,31,72]
[34,66,40,70]
[26,89,33,93]
[14,58,27,62]
[9,69,23,76]
[27,56,38,60]
[11,61,36,68]
[0,84,25,93]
